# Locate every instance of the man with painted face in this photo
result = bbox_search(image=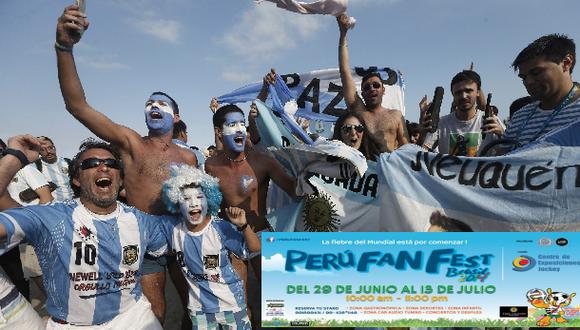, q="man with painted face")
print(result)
[0,135,169,329]
[55,5,197,323]
[337,13,408,153]
[160,164,259,329]
[205,104,296,327]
